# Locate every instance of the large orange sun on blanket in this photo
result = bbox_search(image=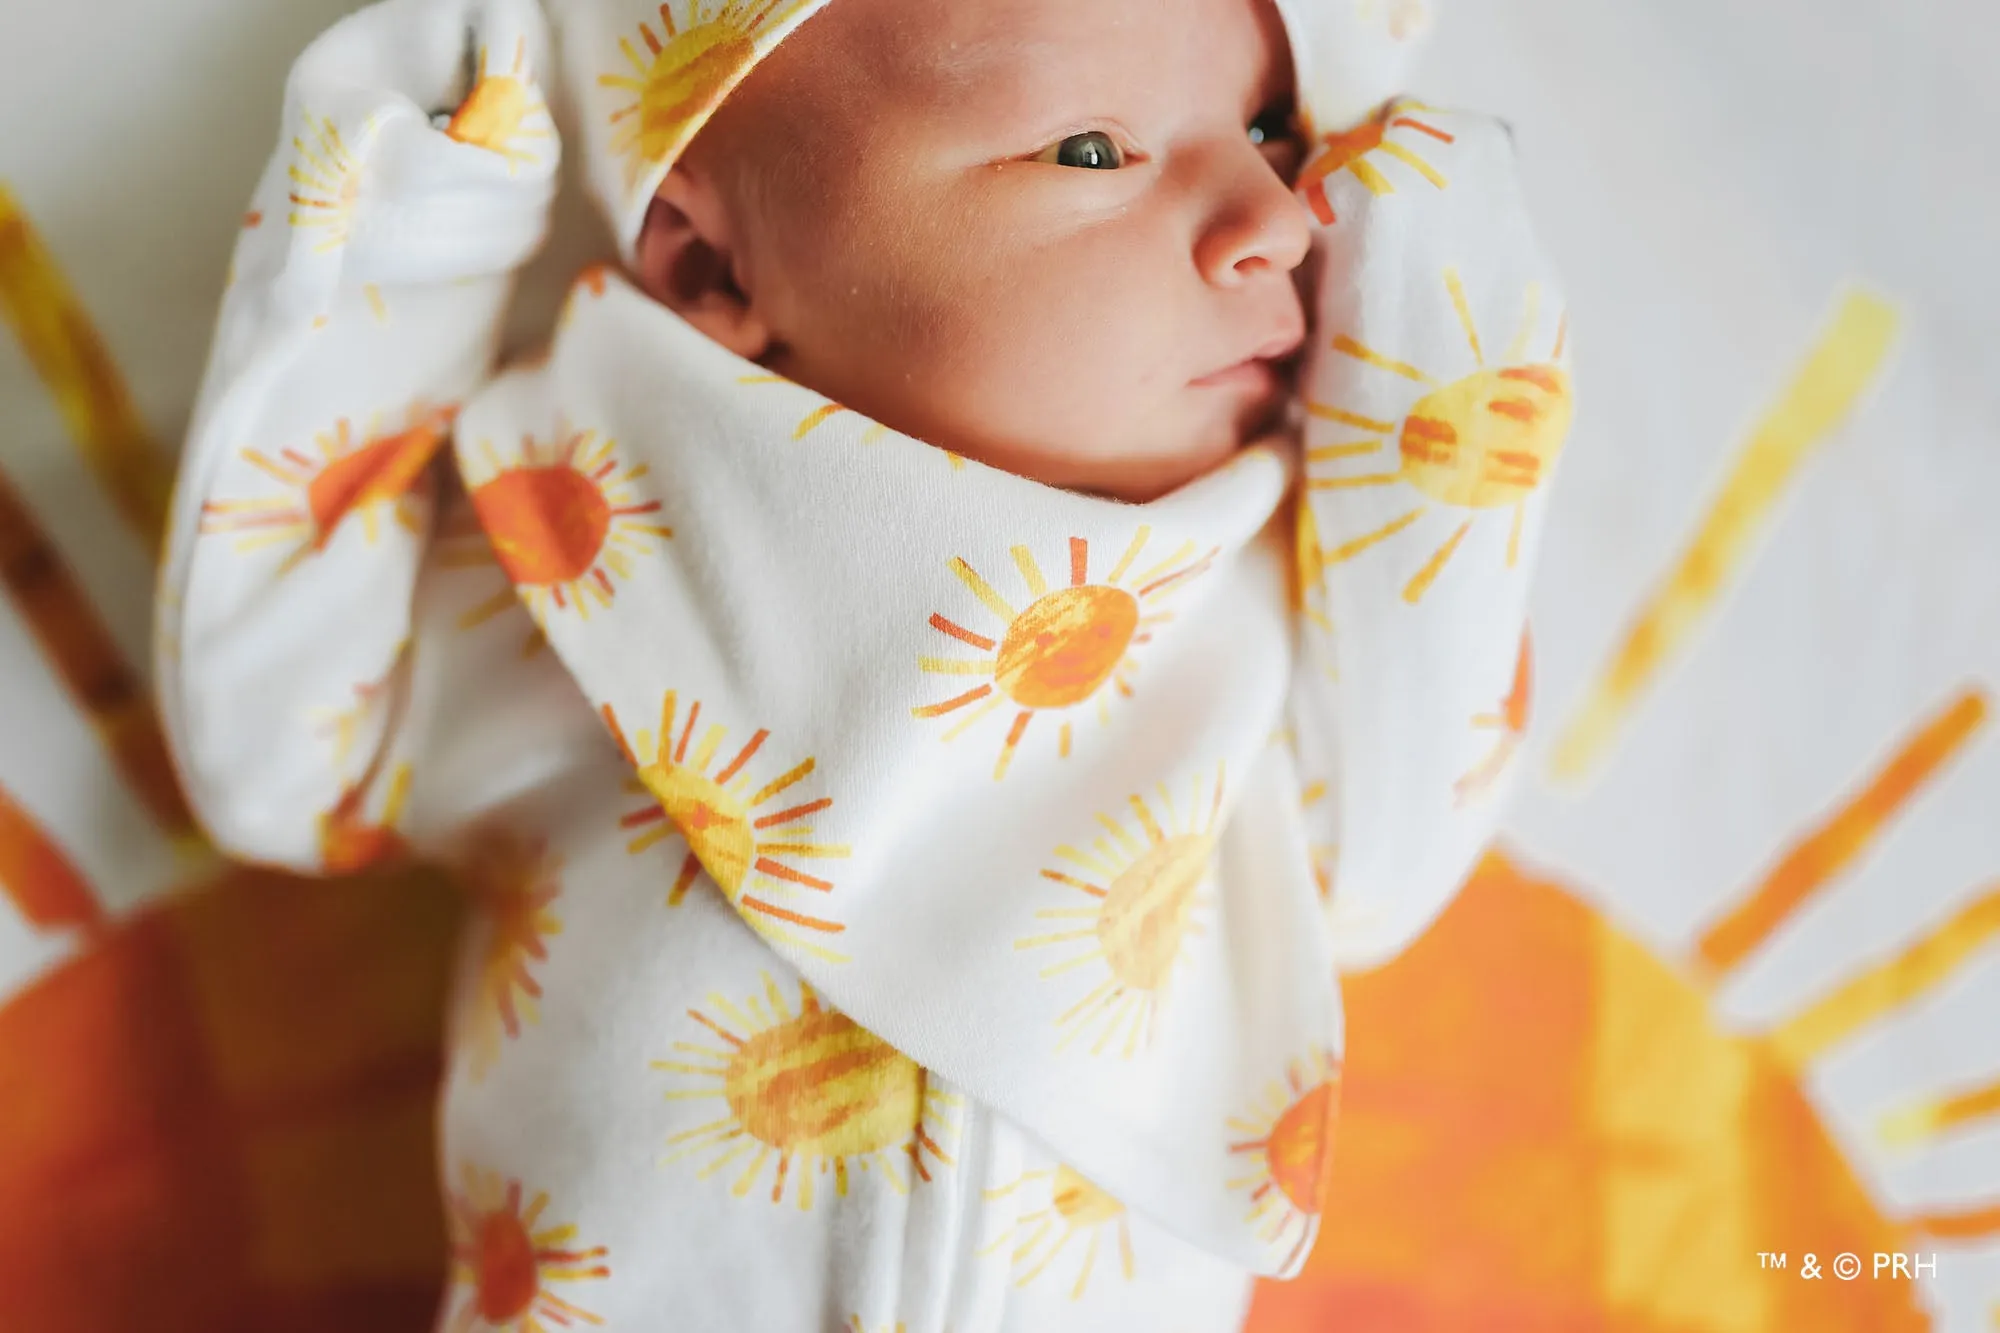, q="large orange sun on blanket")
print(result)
[460,427,673,624]
[1230,1048,1341,1274]
[1297,101,1453,226]
[599,0,818,189]
[656,974,959,1209]
[198,404,453,573]
[1306,268,1571,604]
[981,1165,1138,1300]
[1017,763,1224,1058]
[288,111,372,253]
[606,691,849,960]
[458,835,563,1080]
[915,530,1215,780]
[445,36,554,171]
[445,1166,609,1332]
